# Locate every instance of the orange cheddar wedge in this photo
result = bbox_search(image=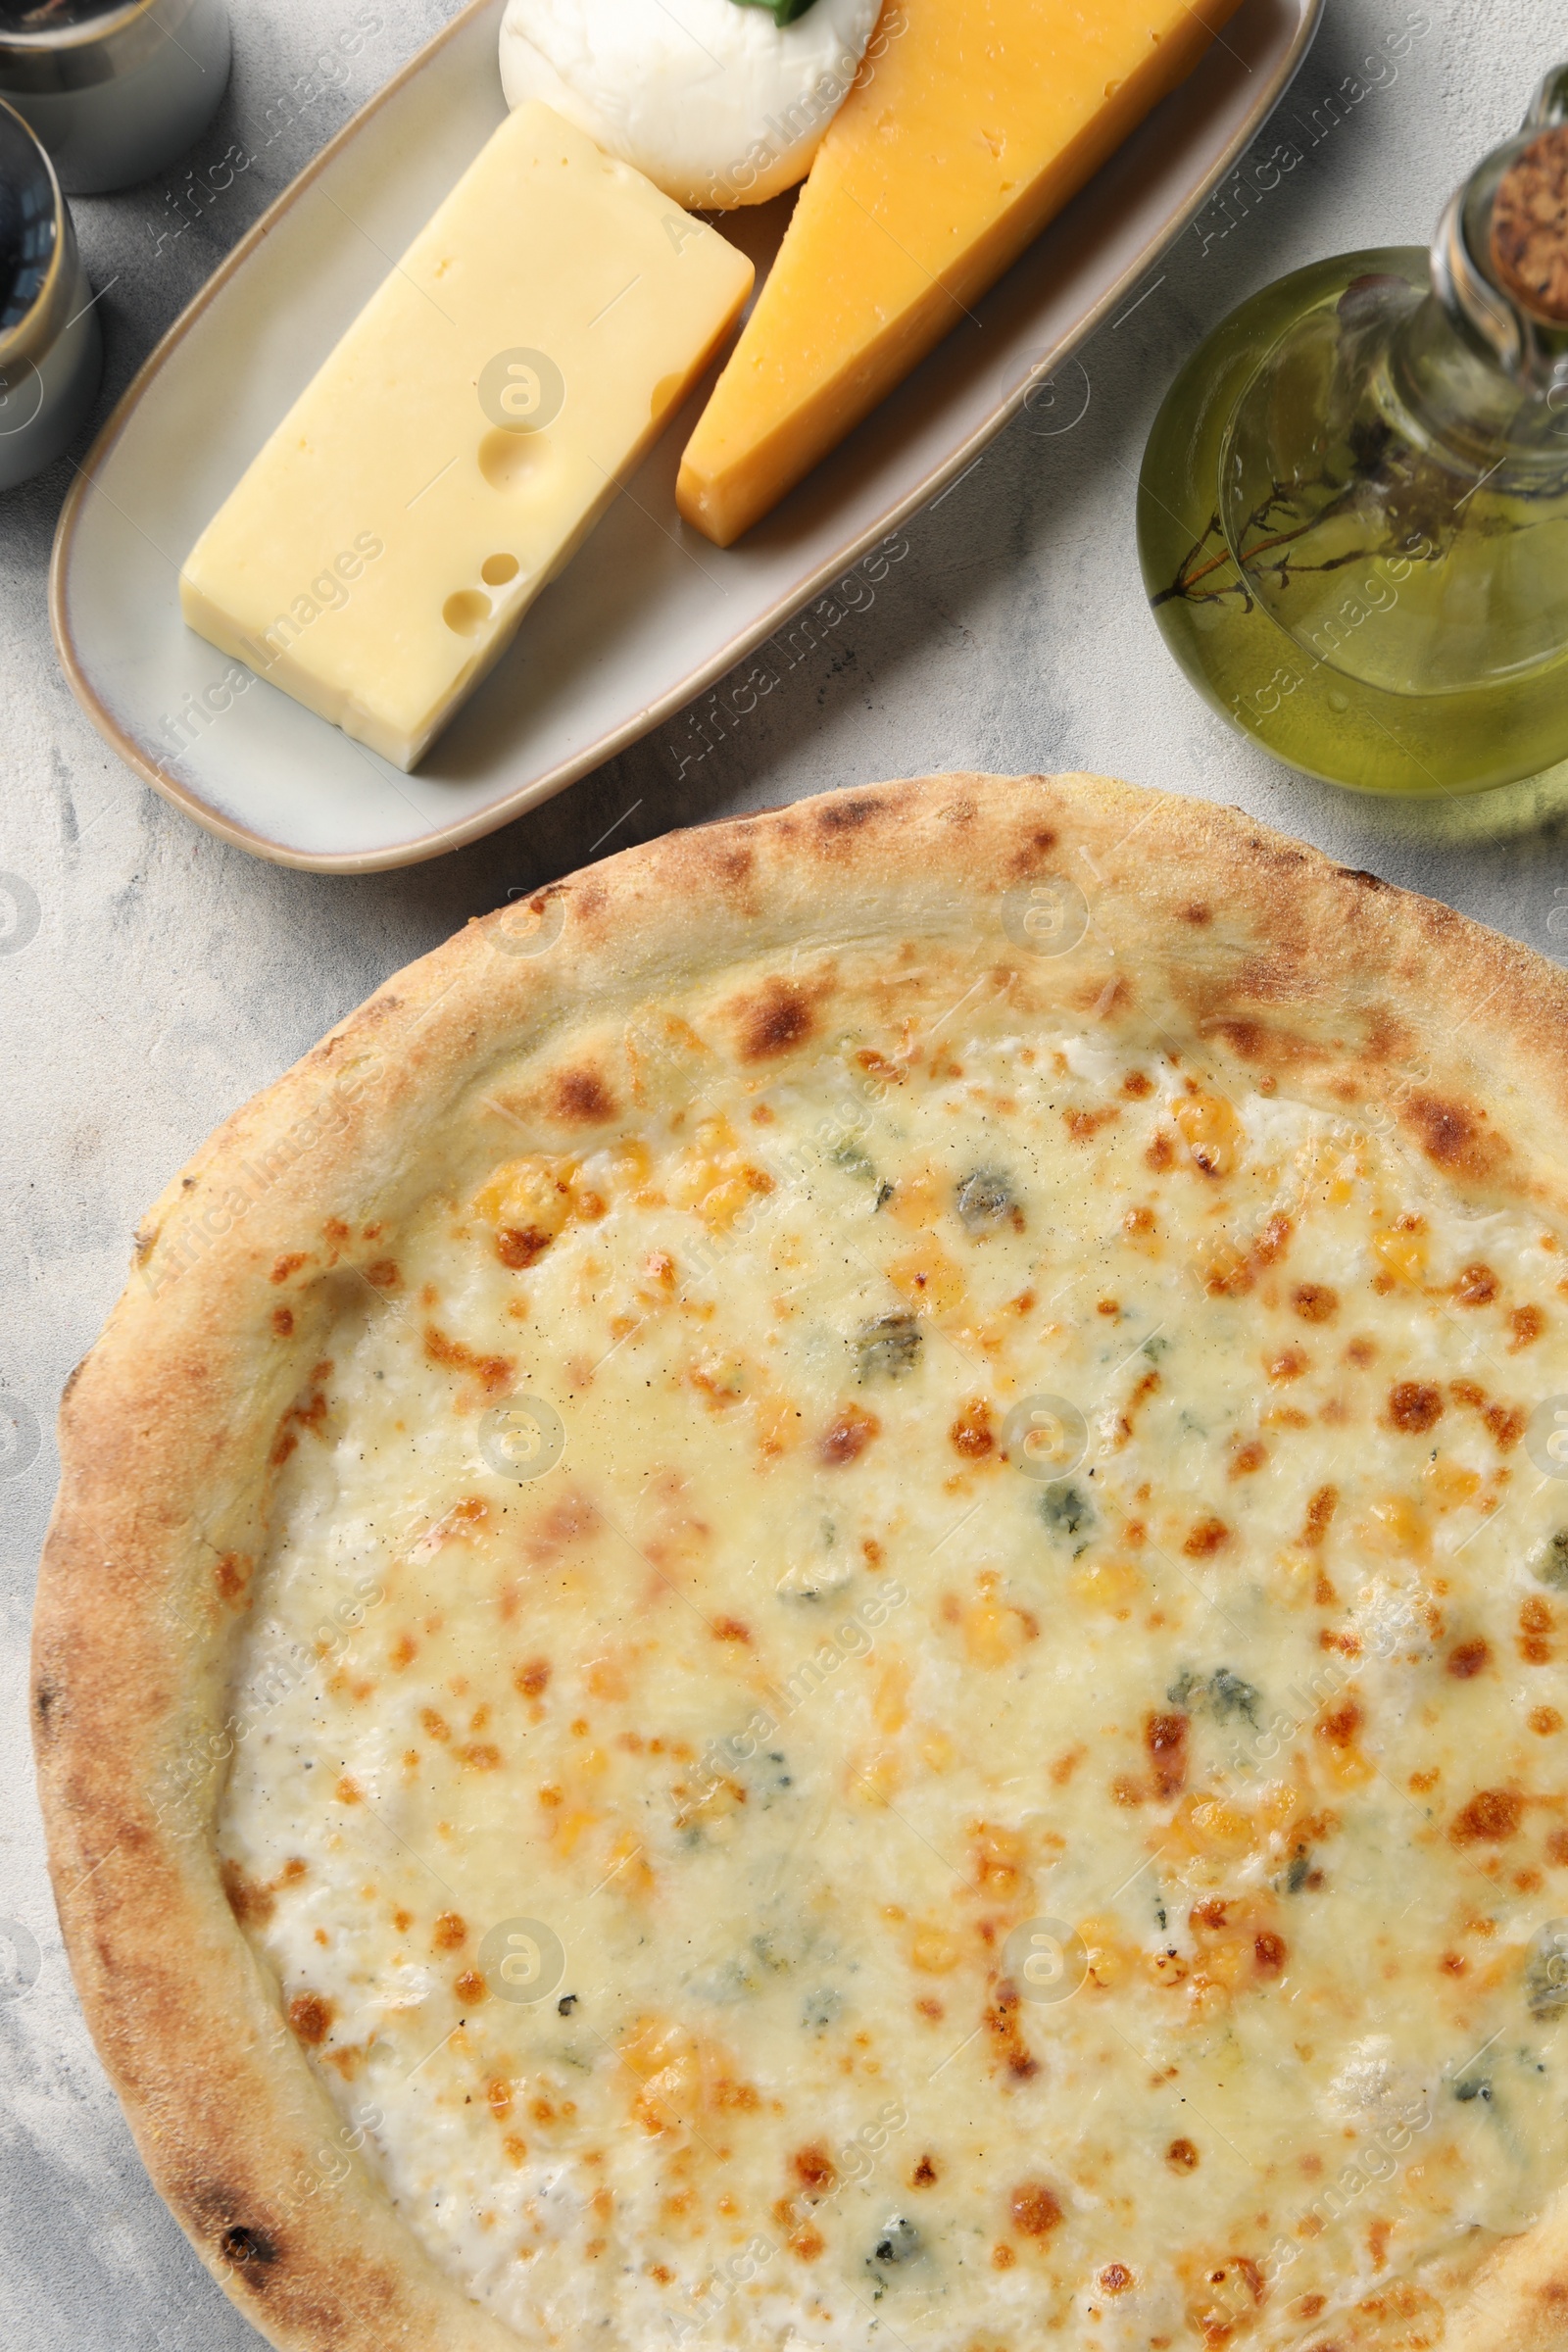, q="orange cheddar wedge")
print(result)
[677,0,1248,546]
